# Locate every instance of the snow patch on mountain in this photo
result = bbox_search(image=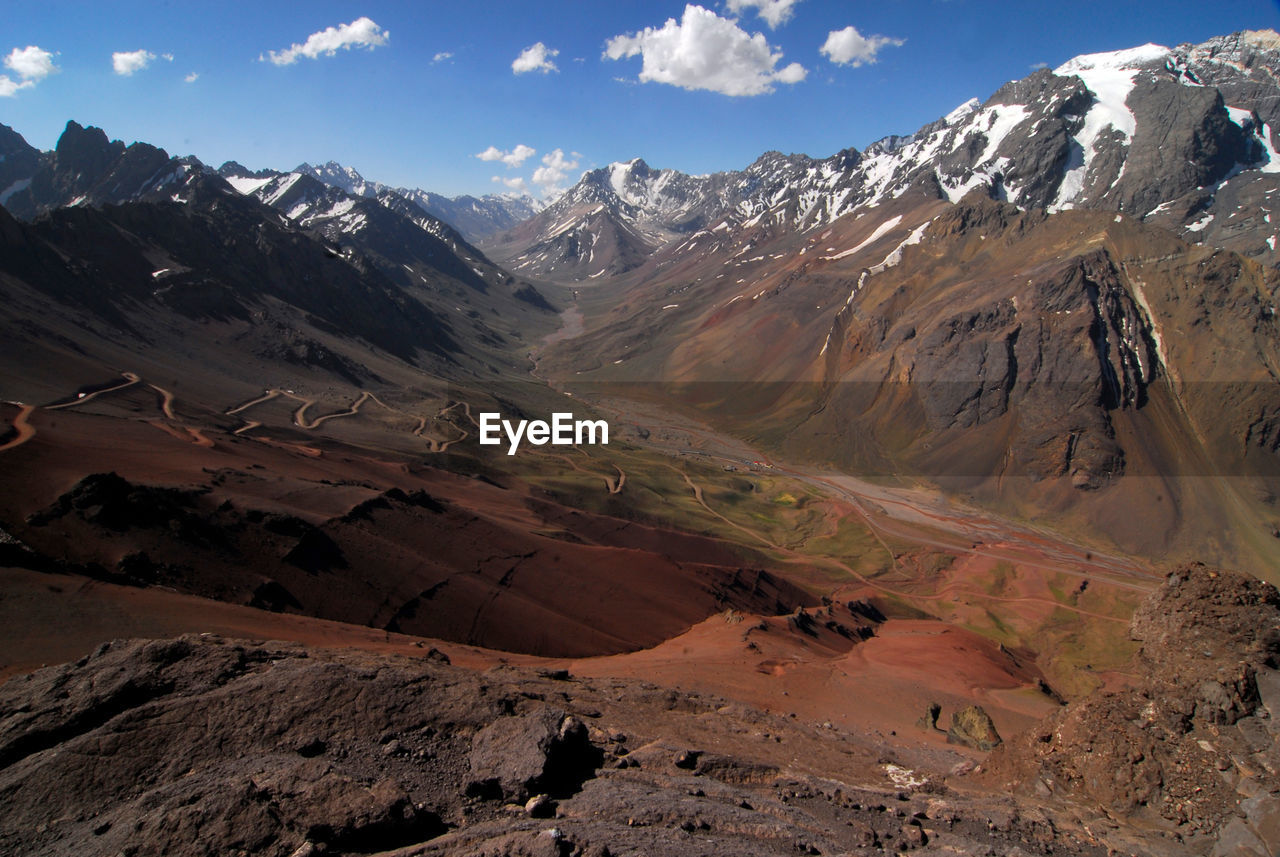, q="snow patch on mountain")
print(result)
[1049,50,1160,211]
[823,215,903,260]
[1253,122,1280,173]
[944,98,981,125]
[870,219,932,274]
[263,174,302,207]
[0,177,31,204]
[224,175,275,195]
